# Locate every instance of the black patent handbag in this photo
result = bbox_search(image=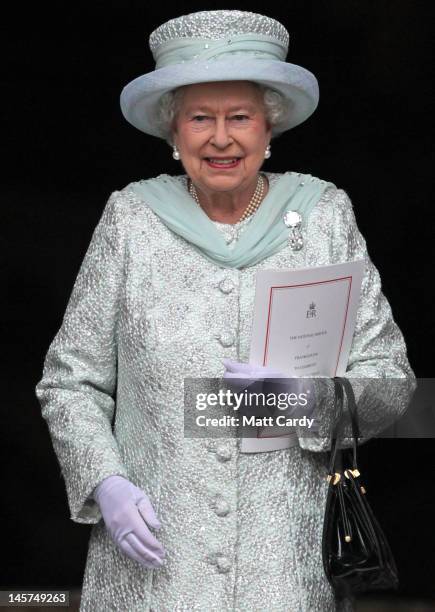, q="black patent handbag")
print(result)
[322,376,399,597]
